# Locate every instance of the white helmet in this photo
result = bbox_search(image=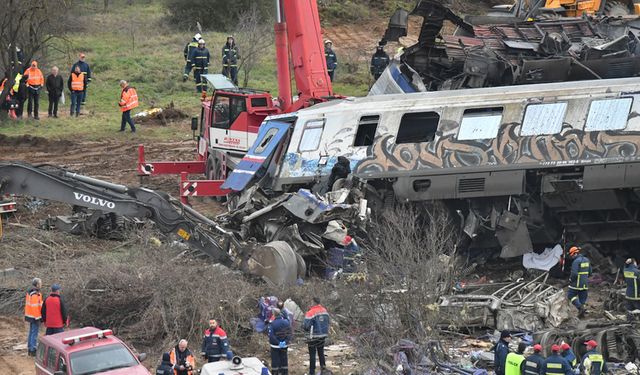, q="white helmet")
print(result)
[194,33,202,40]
